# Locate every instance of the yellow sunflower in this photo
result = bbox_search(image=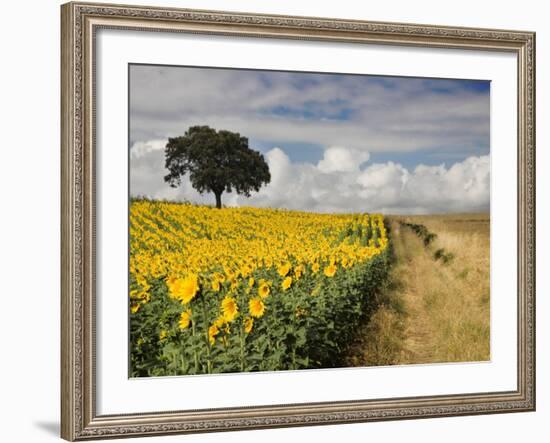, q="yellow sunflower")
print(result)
[324,264,337,278]
[221,296,238,322]
[278,262,291,277]
[178,309,192,330]
[214,316,226,328]
[258,282,270,298]
[211,278,221,292]
[168,274,199,304]
[208,324,219,345]
[281,276,292,291]
[244,317,254,334]
[249,297,265,318]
